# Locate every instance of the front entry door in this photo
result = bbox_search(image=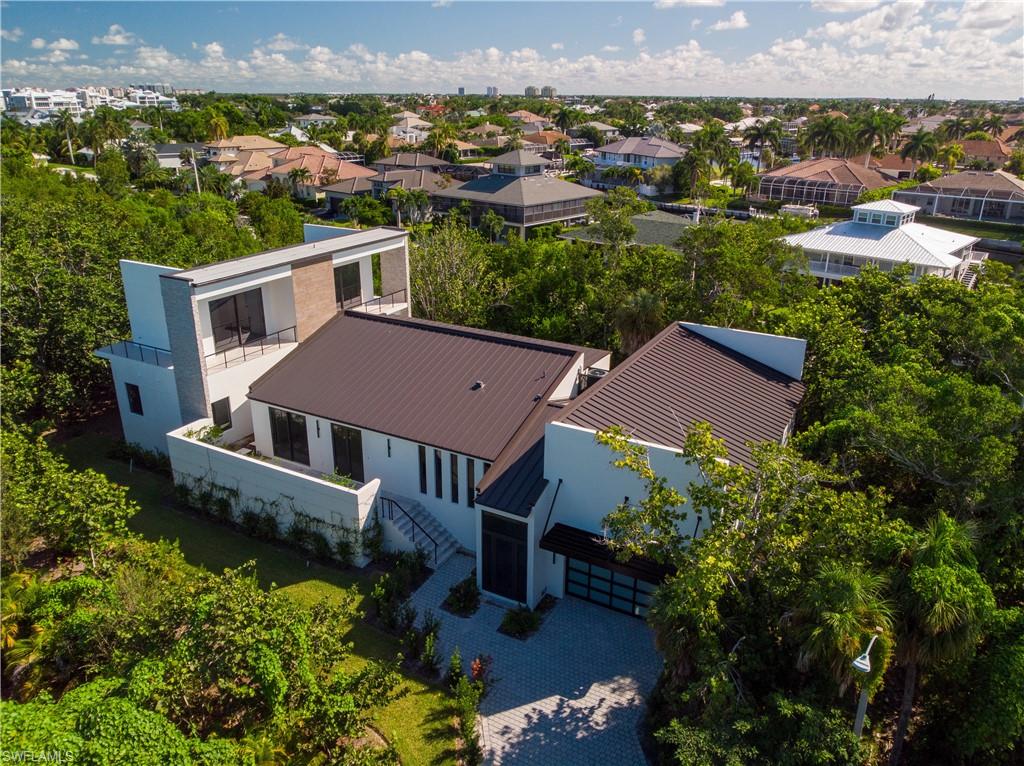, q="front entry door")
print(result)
[331,423,364,482]
[481,512,527,603]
